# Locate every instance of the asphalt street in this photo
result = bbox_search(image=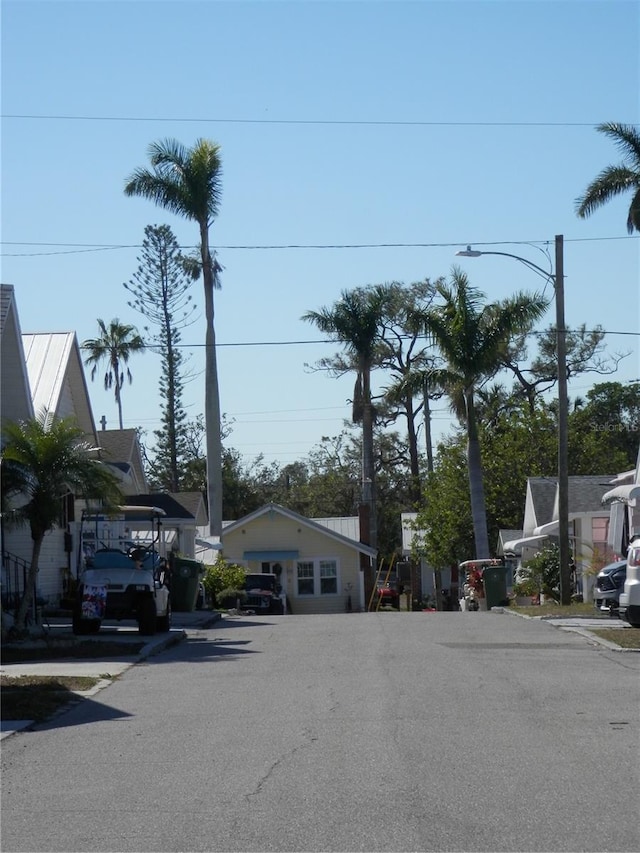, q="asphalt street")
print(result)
[1,610,639,853]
